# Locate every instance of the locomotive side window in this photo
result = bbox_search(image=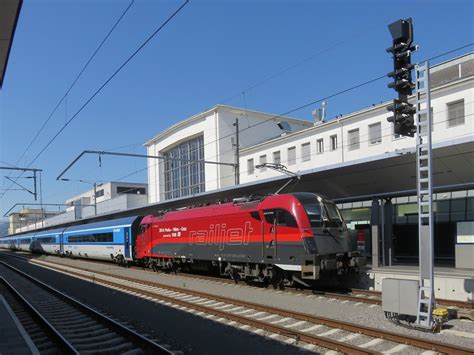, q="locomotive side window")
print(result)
[263,209,297,227]
[250,211,261,221]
